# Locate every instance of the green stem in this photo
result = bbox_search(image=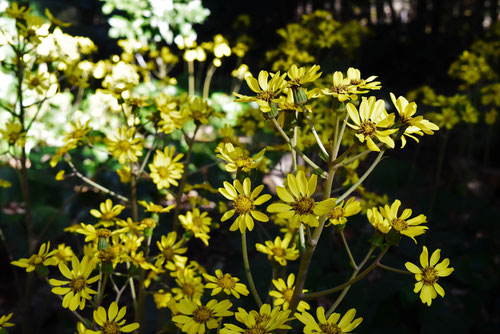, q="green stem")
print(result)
[188,60,195,96]
[96,271,108,307]
[377,263,412,275]
[241,231,262,307]
[304,111,329,159]
[202,63,216,100]
[339,230,357,269]
[270,118,326,178]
